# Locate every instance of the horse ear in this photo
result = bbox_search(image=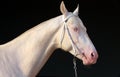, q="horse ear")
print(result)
[60,1,68,17]
[73,4,79,16]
